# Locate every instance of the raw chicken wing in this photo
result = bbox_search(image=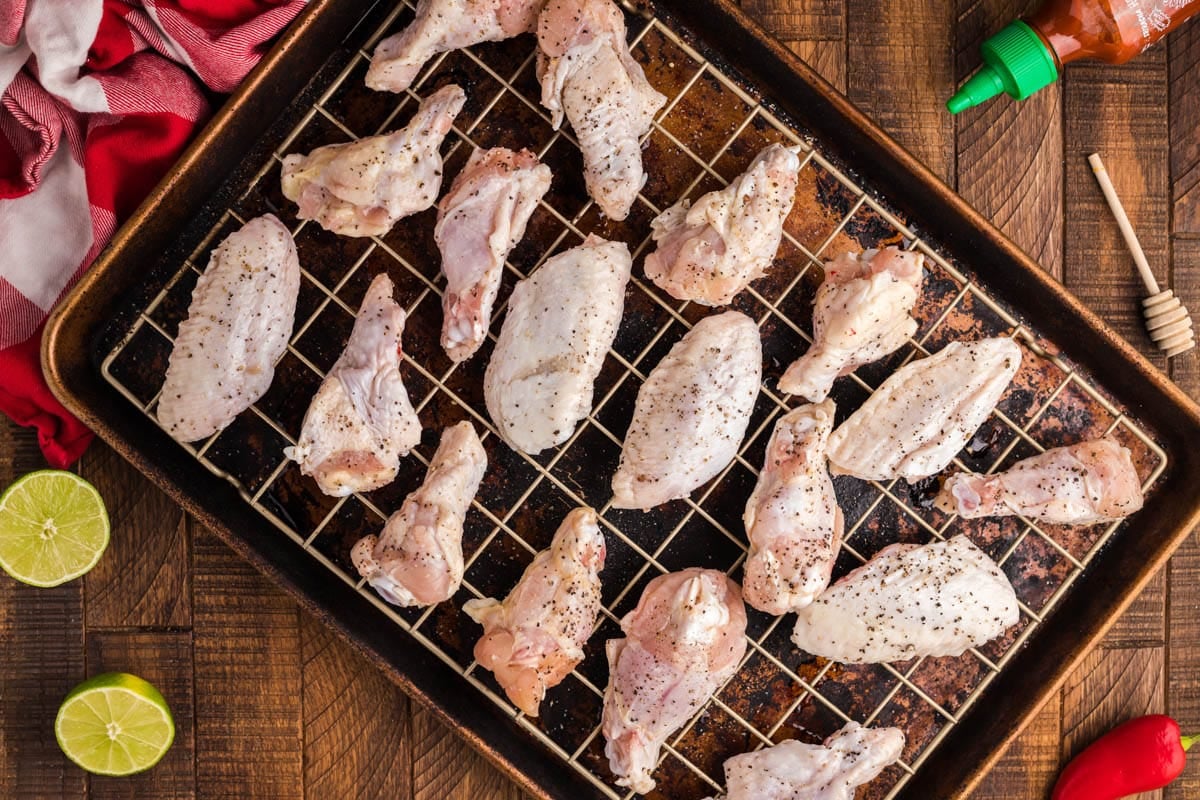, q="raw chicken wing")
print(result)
[464,507,605,716]
[366,0,544,93]
[644,143,801,306]
[743,400,842,615]
[158,214,300,443]
[281,84,466,237]
[484,234,631,454]
[780,247,925,402]
[827,337,1021,481]
[715,722,904,800]
[436,147,552,362]
[285,274,421,496]
[537,0,666,220]
[937,437,1144,524]
[791,535,1019,663]
[611,311,761,510]
[351,421,487,606]
[603,568,747,794]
